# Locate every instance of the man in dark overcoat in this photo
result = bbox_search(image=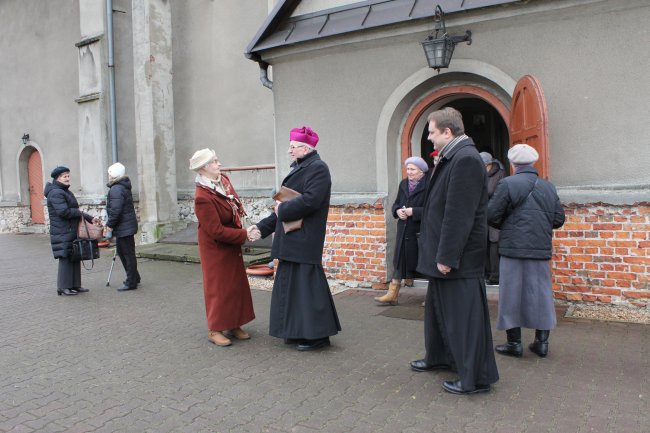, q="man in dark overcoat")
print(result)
[410,107,499,395]
[251,126,341,351]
